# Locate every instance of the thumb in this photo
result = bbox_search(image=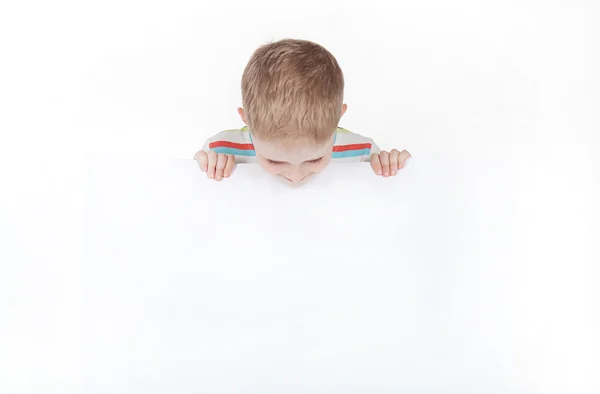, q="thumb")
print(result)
[398,150,412,169]
[370,153,382,175]
[193,150,208,172]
